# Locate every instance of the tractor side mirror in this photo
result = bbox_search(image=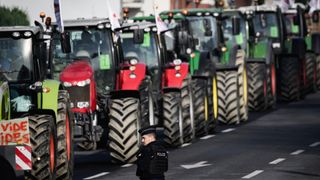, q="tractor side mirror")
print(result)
[203,19,213,36]
[133,29,144,44]
[259,14,267,28]
[312,12,319,23]
[178,31,188,45]
[60,32,71,53]
[232,16,240,35]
